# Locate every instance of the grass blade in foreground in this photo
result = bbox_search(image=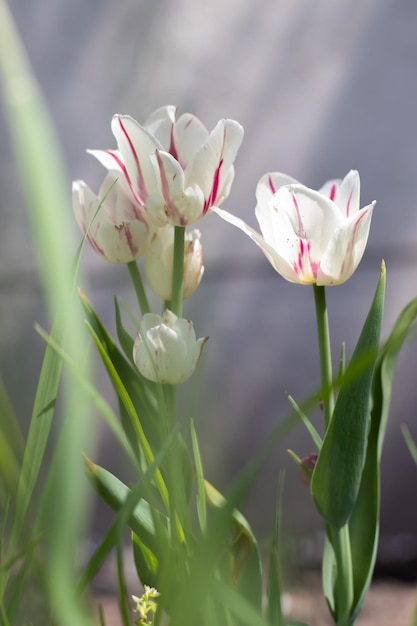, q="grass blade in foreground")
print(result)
[0,3,93,624]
